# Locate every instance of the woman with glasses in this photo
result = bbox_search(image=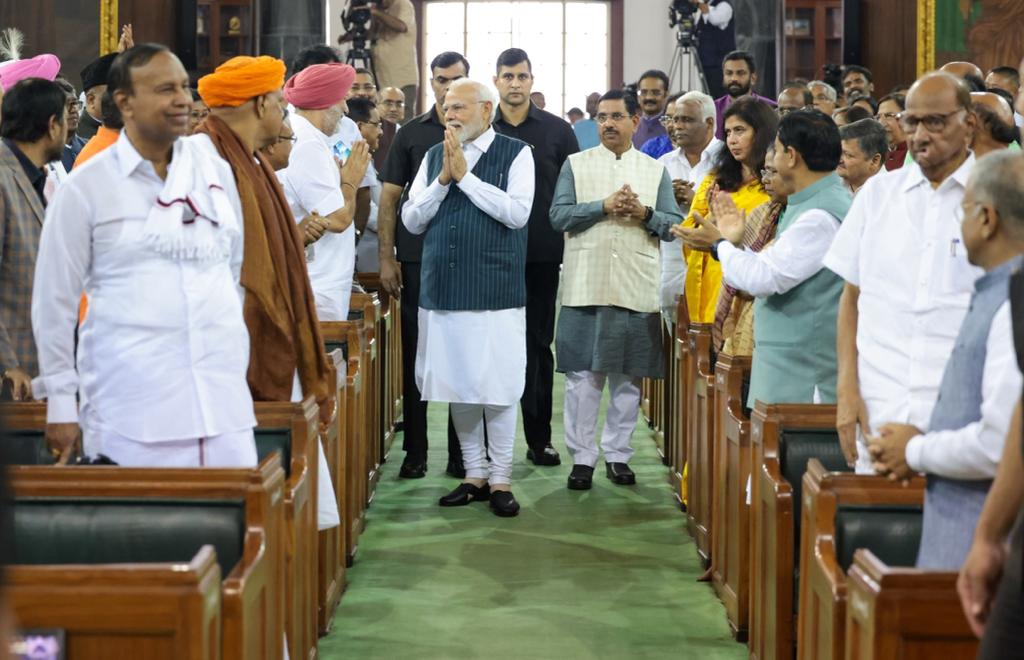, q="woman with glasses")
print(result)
[678,96,776,327]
